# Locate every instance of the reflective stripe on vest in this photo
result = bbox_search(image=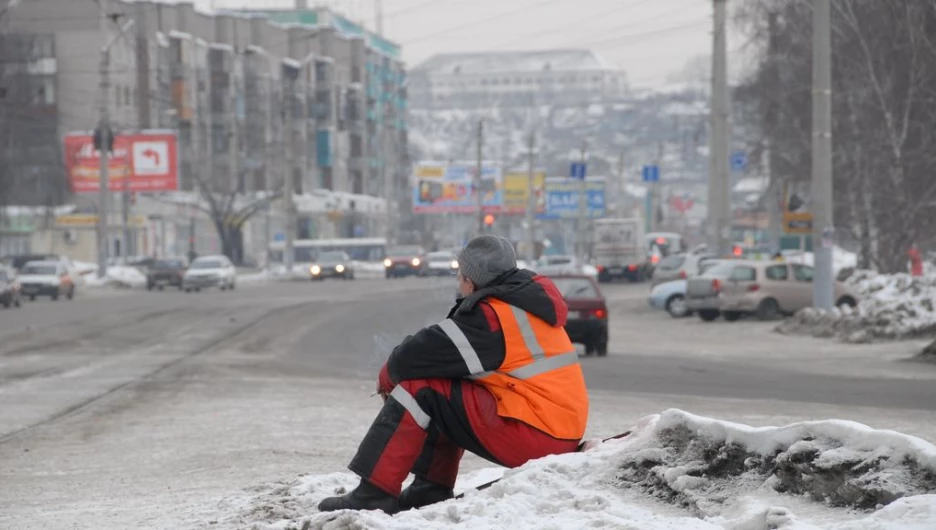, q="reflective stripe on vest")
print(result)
[390,386,431,429]
[437,318,485,374]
